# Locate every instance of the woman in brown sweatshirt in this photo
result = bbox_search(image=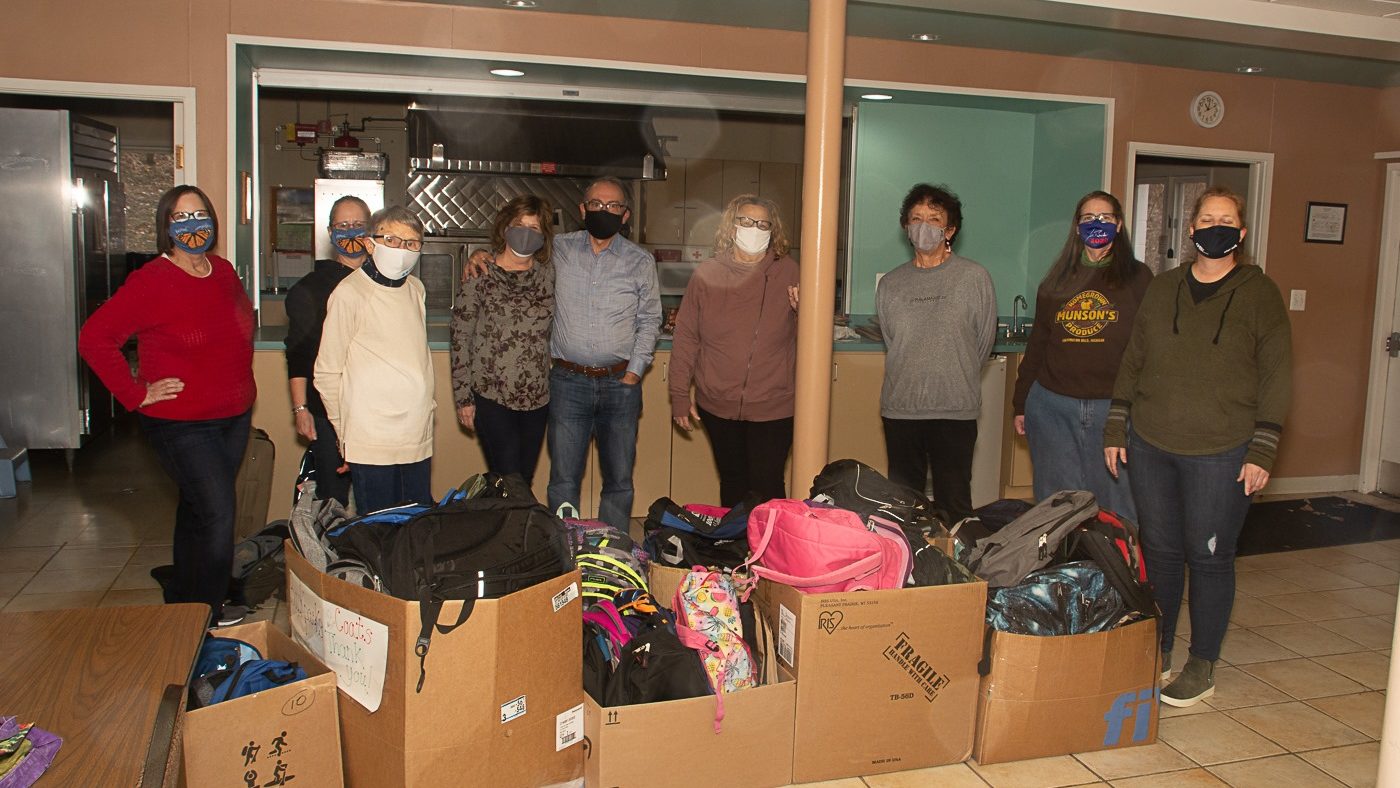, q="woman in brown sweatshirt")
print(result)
[669,194,800,506]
